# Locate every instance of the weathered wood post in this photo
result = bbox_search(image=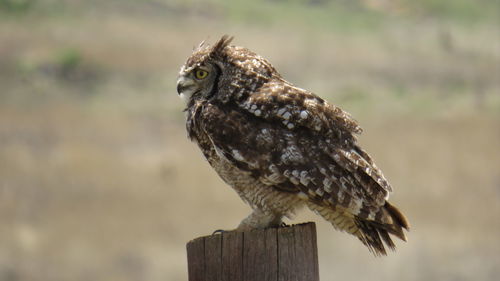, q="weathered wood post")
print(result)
[186,222,319,281]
